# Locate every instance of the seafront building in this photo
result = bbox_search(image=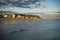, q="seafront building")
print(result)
[0,11,41,19]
